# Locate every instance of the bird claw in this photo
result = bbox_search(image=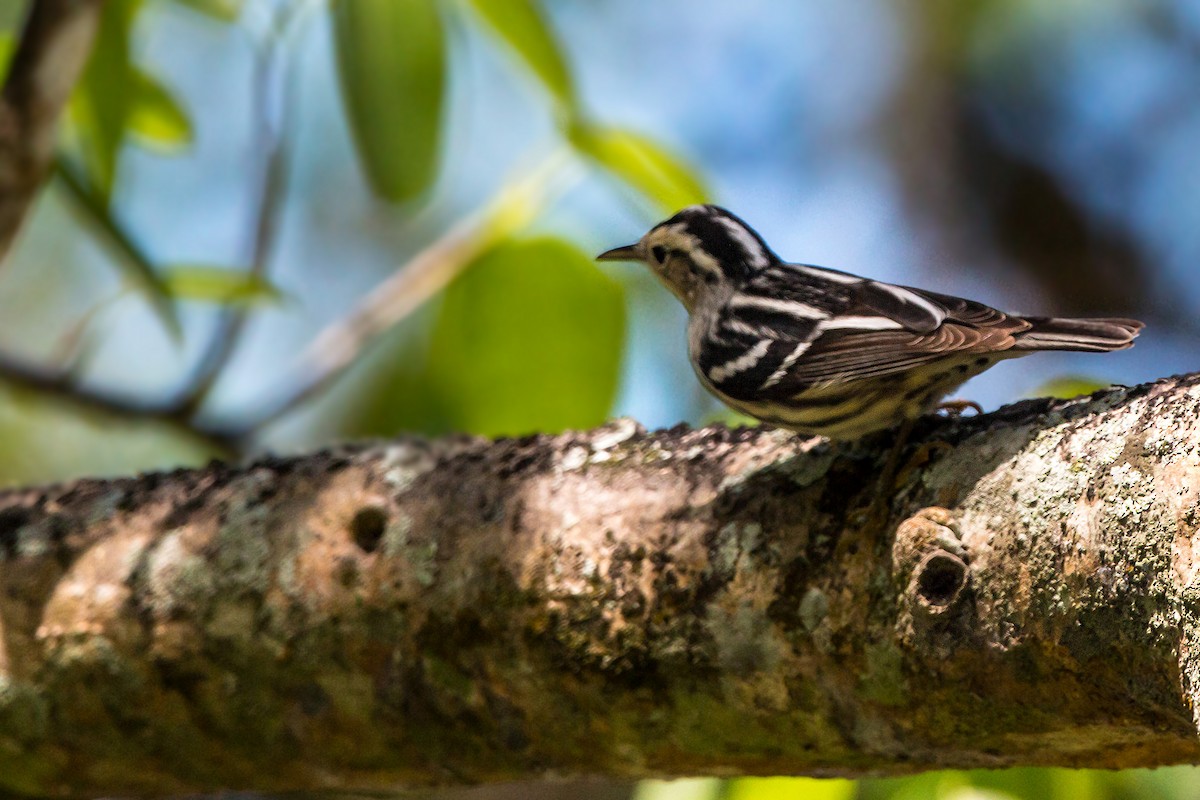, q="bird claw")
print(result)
[937,399,984,418]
